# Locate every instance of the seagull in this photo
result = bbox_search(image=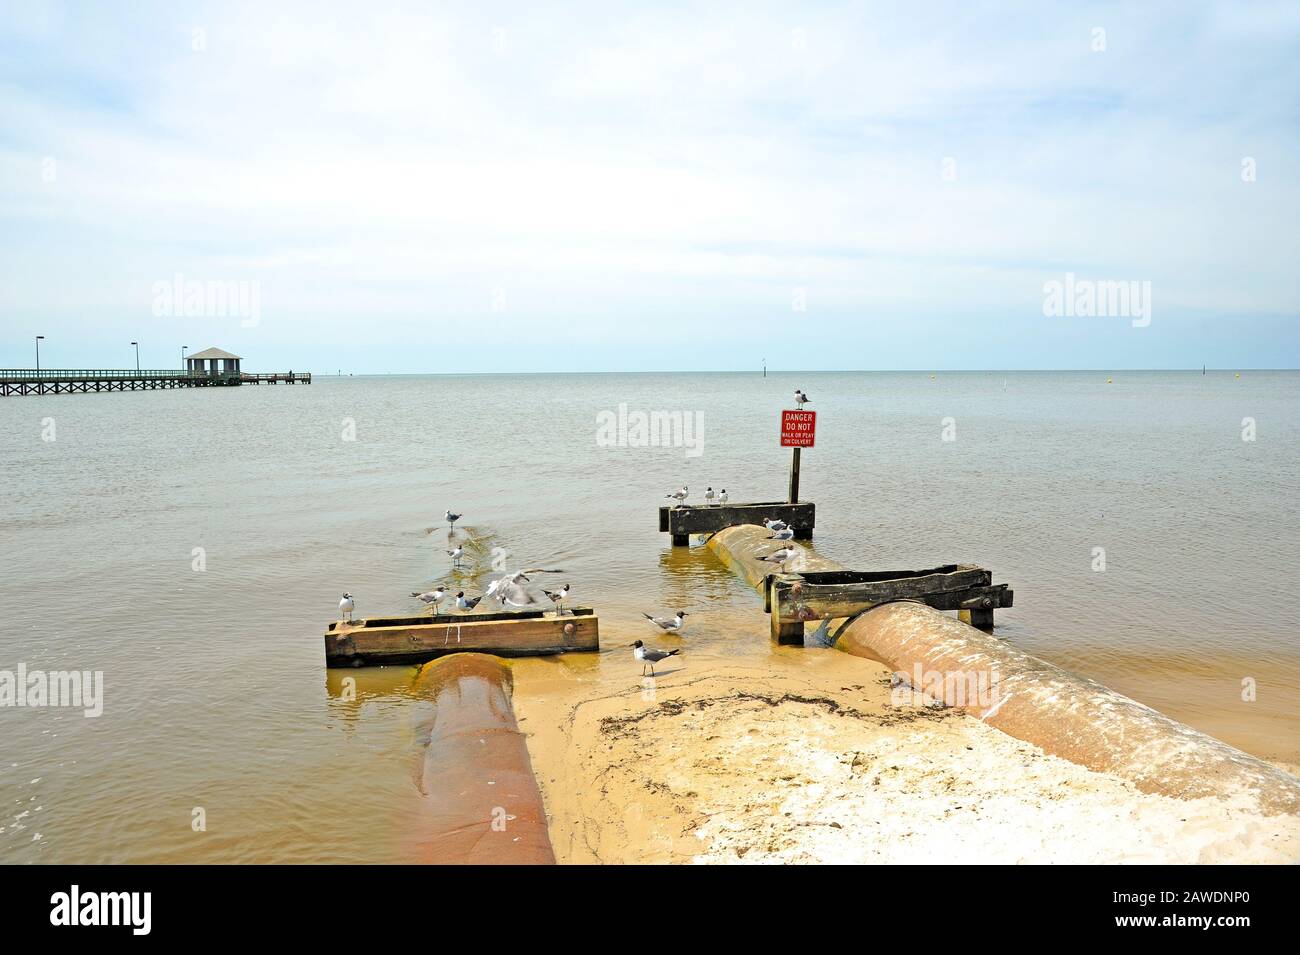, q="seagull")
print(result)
[543,583,570,616]
[666,485,688,506]
[757,546,798,571]
[631,640,681,677]
[411,586,446,613]
[719,489,728,505]
[766,527,794,541]
[643,610,687,633]
[444,510,461,530]
[447,545,464,567]
[795,389,810,409]
[763,519,788,532]
[338,593,355,623]
[486,571,538,608]
[455,591,483,612]
[704,487,716,505]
